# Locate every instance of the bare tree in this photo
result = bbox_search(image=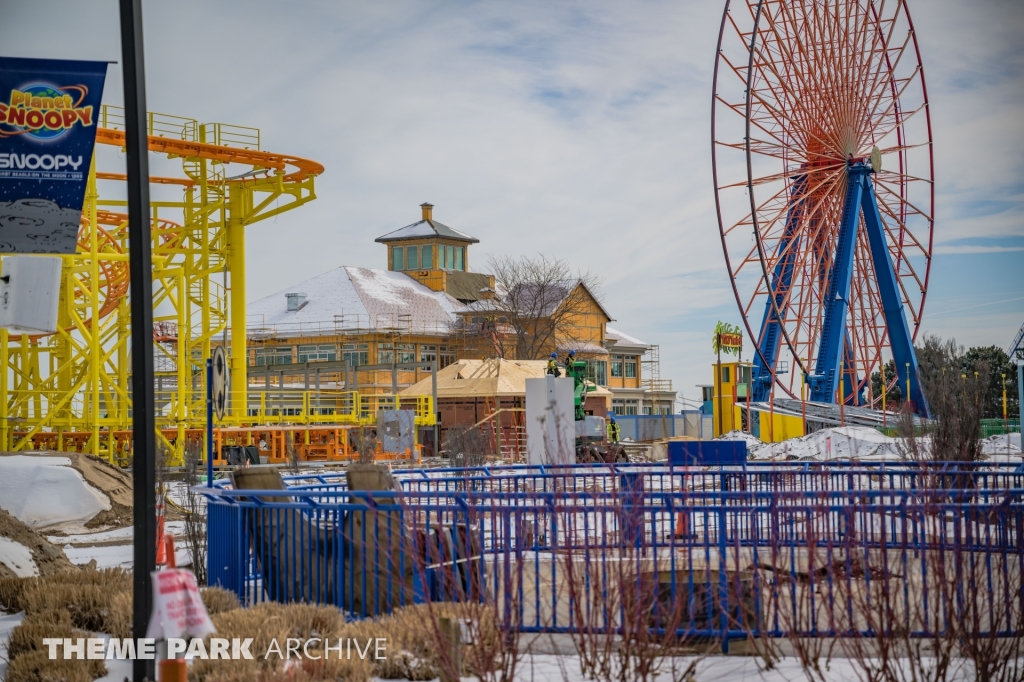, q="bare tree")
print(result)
[181,438,208,584]
[900,334,987,462]
[484,254,604,360]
